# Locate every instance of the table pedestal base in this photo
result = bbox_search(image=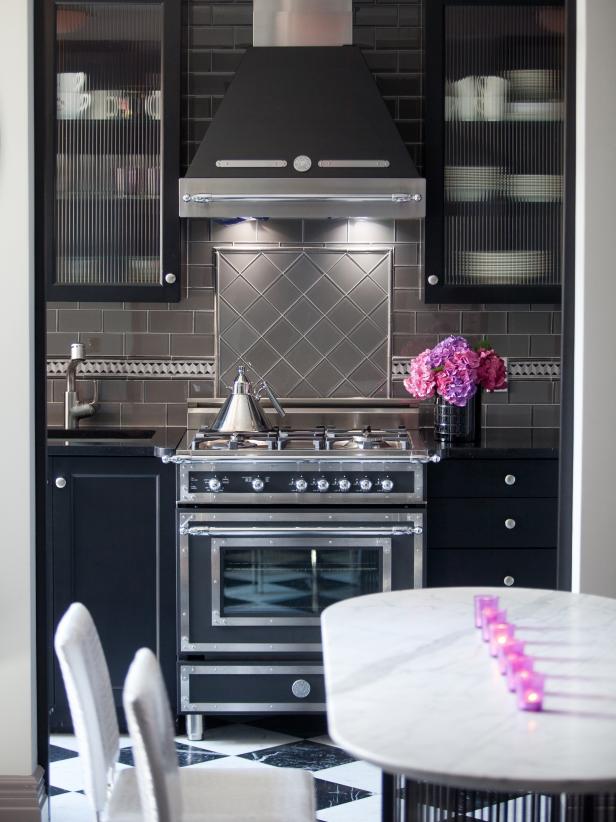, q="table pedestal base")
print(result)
[380,777,616,822]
